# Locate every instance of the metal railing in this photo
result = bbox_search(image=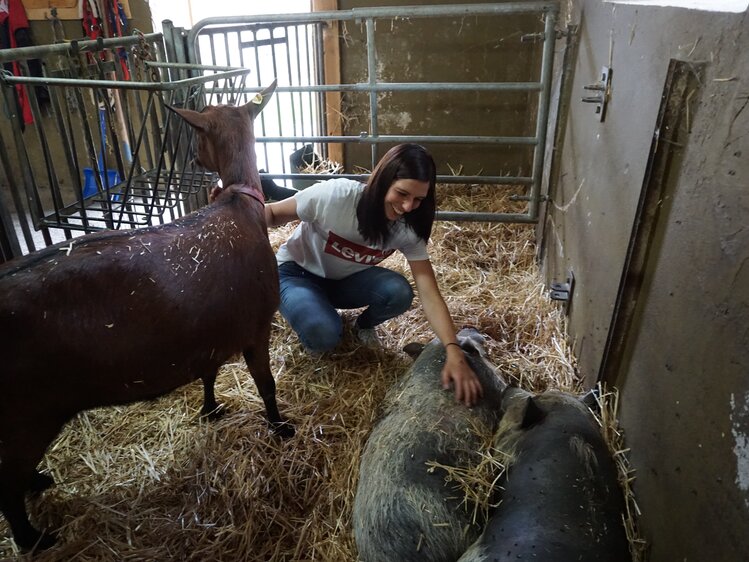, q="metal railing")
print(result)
[0,34,254,257]
[183,2,559,222]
